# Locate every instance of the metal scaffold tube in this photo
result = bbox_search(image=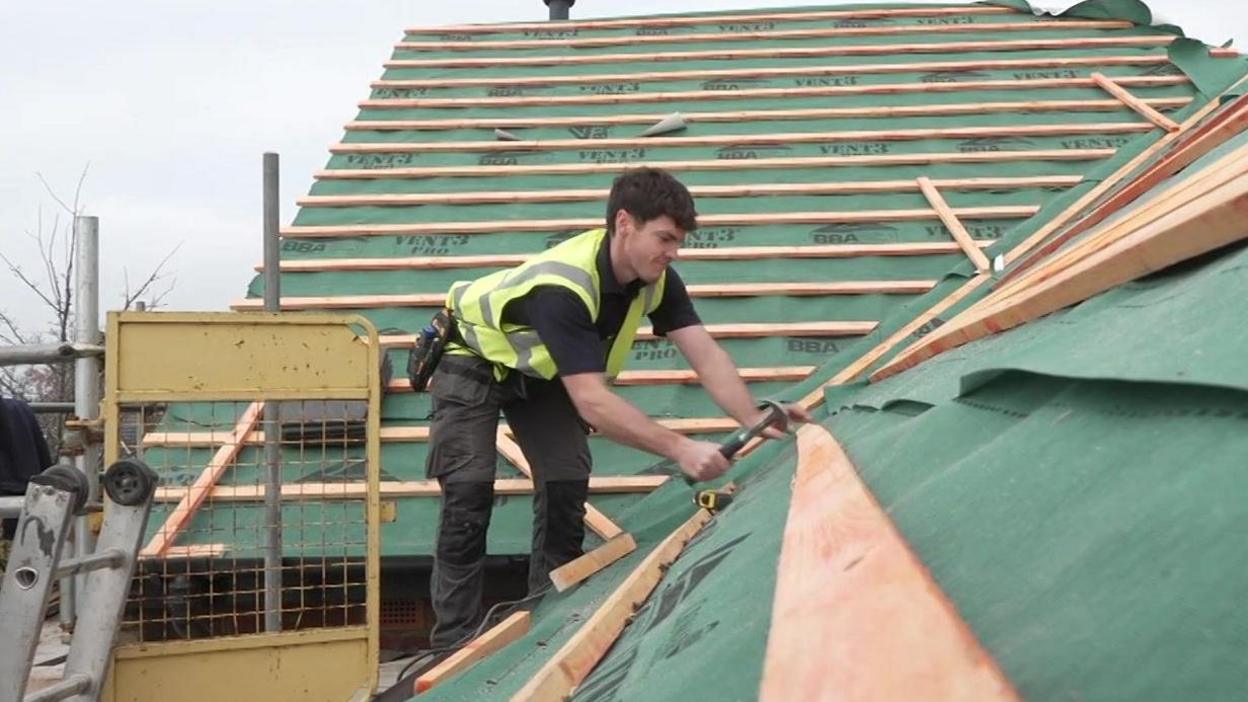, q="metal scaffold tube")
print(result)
[62,215,102,629]
[0,343,103,367]
[262,152,284,632]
